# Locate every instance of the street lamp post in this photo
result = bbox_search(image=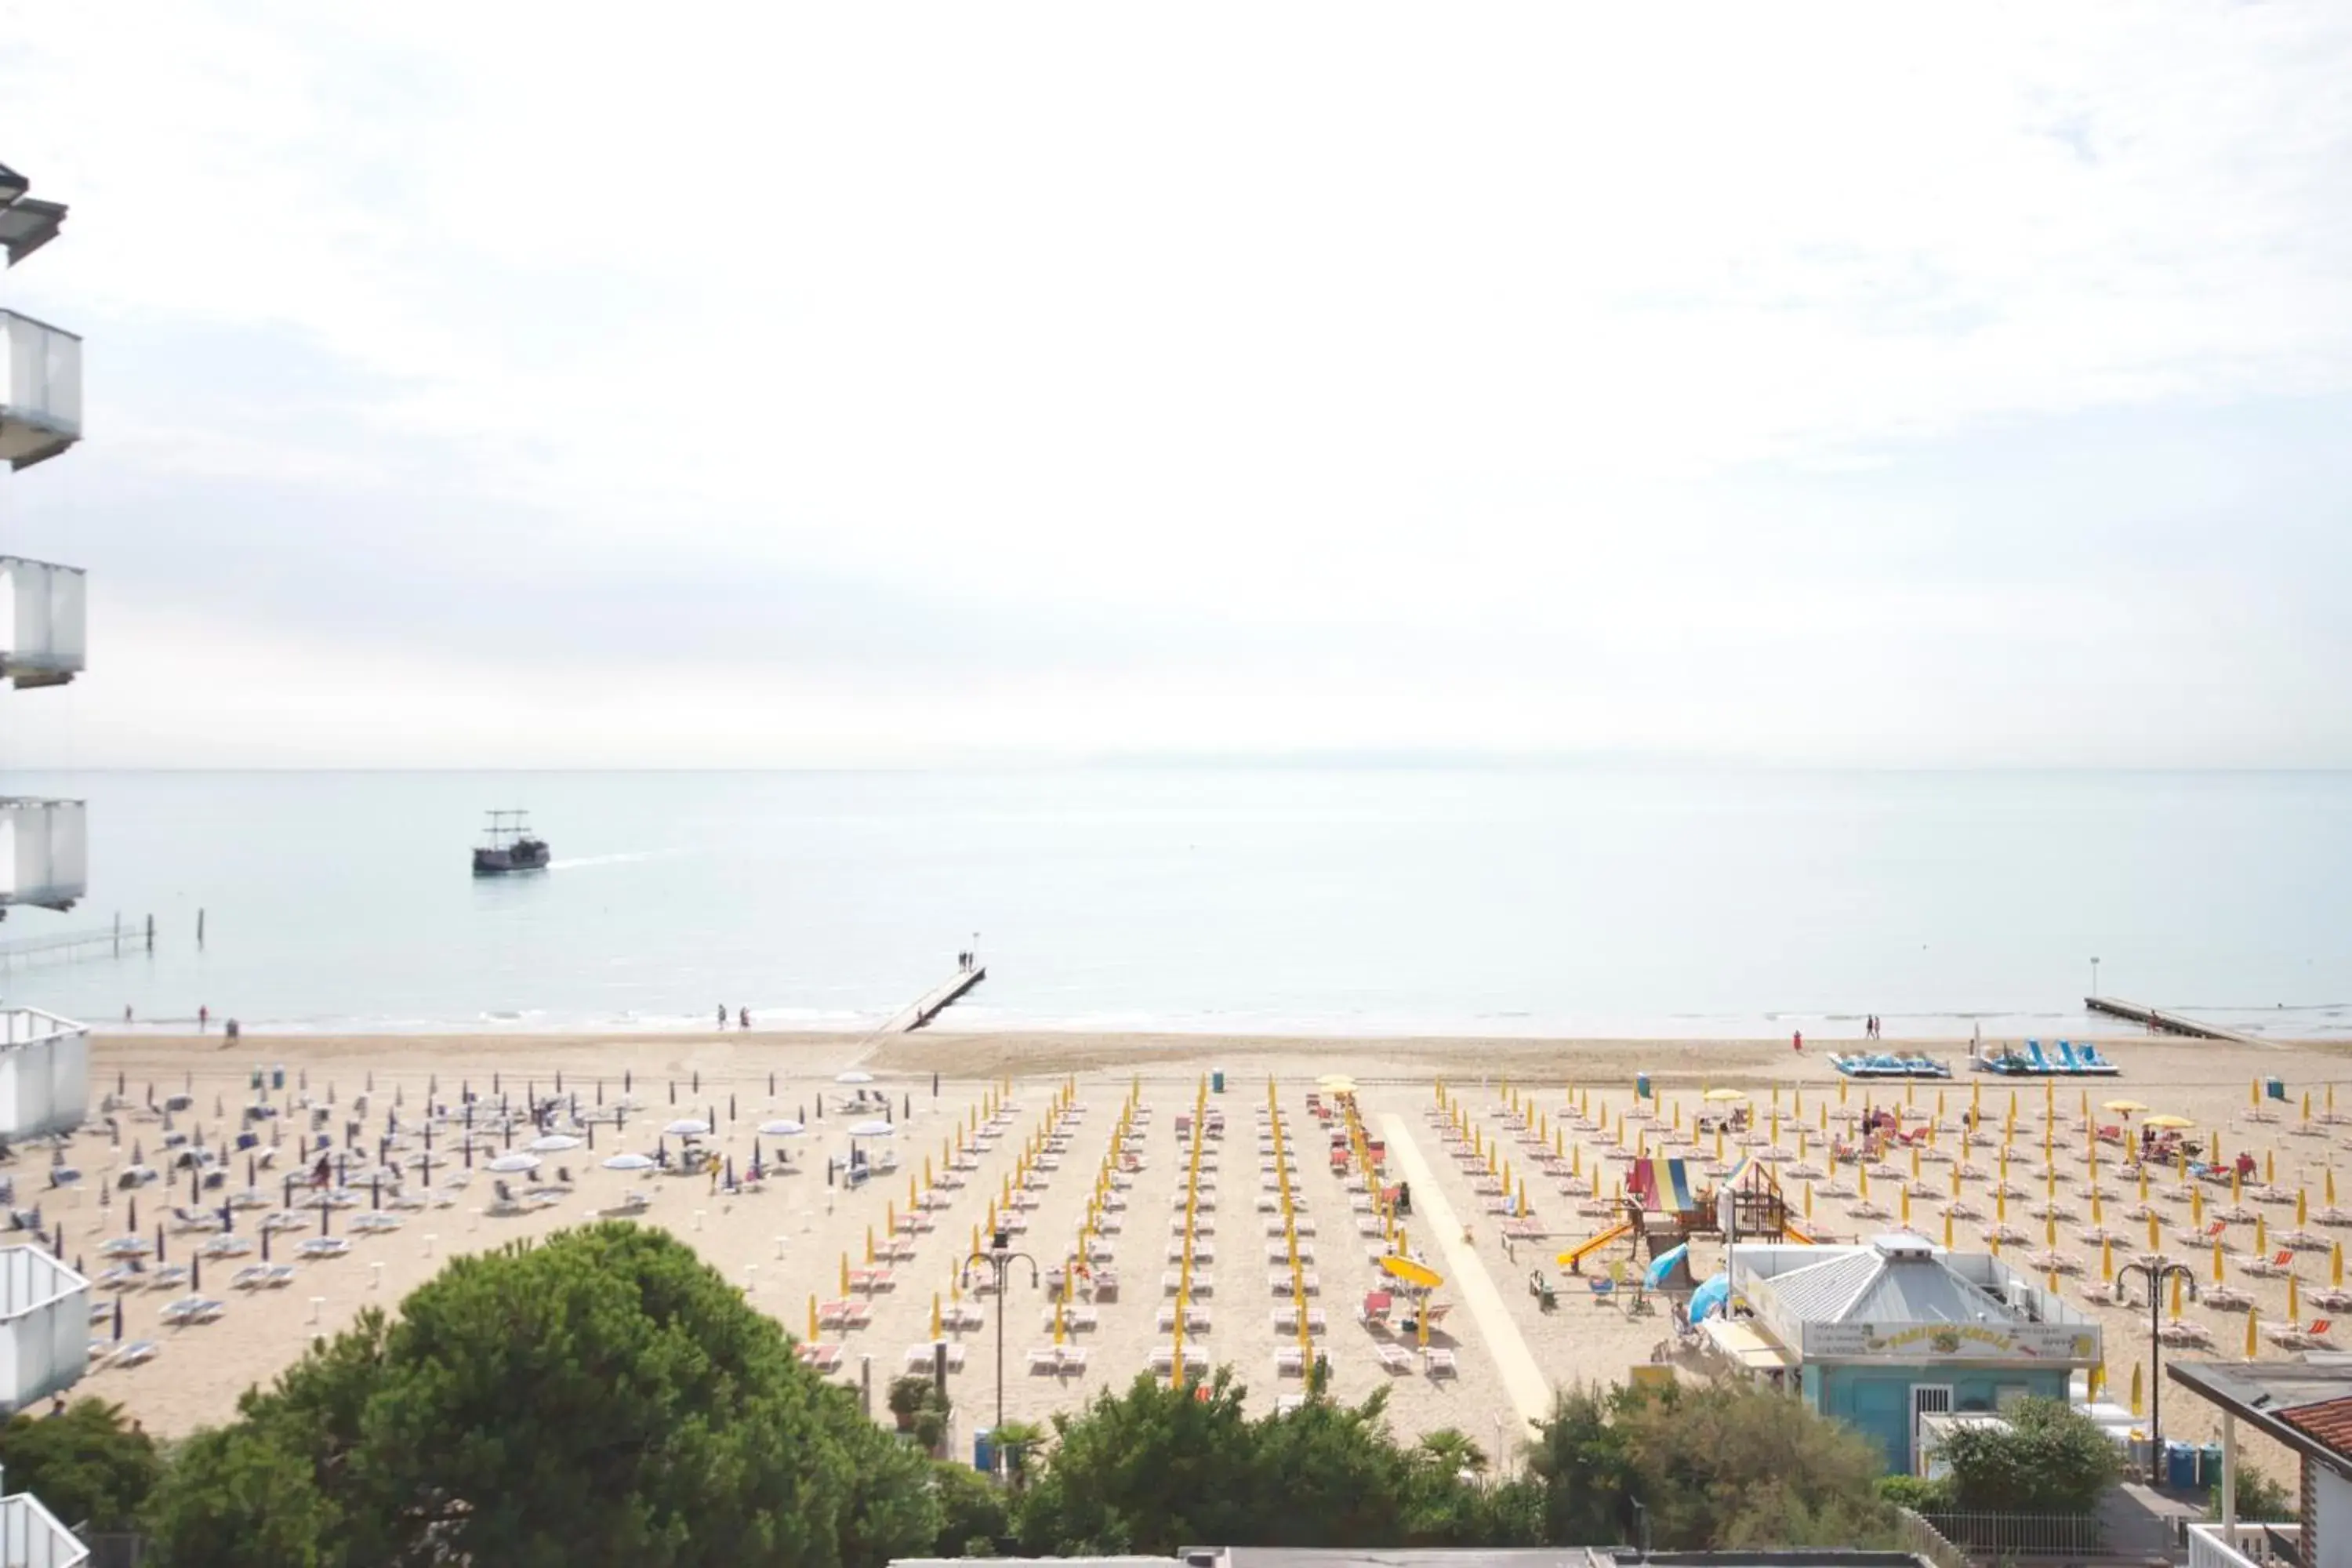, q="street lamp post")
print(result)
[2118,1255,2198,1488]
[962,1229,1038,1447]
[2092,957,2101,1000]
